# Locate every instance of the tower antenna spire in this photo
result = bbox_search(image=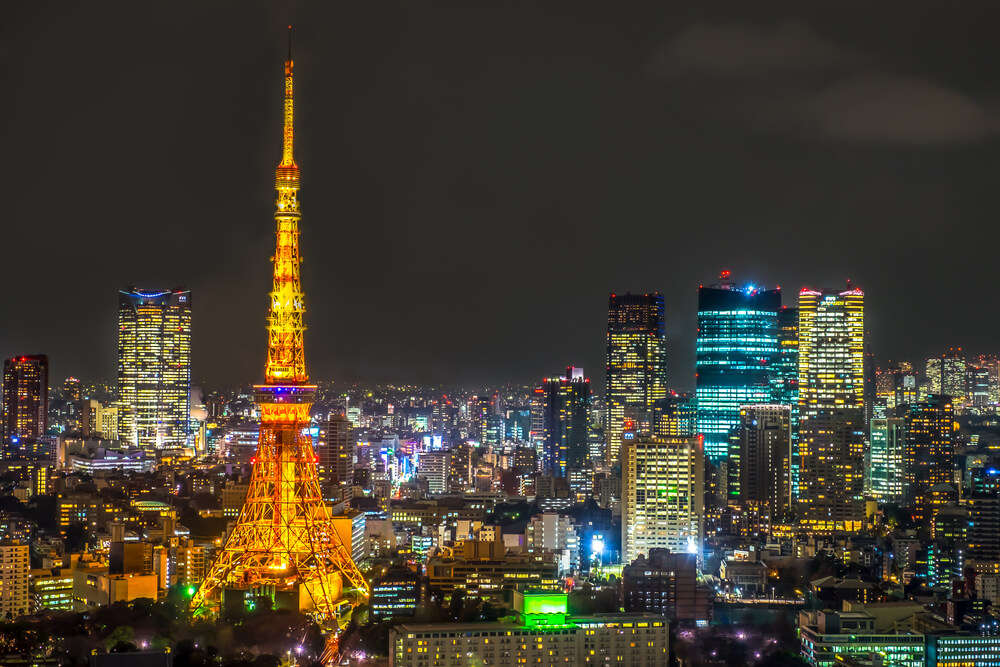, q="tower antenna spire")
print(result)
[279,25,296,169]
